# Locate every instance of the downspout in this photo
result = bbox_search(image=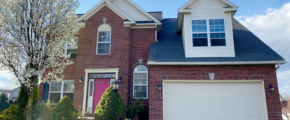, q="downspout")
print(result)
[276,63,281,70]
[155,30,158,42]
